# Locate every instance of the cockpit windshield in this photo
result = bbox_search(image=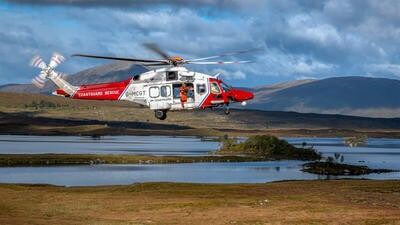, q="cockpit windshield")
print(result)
[220,81,231,92]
